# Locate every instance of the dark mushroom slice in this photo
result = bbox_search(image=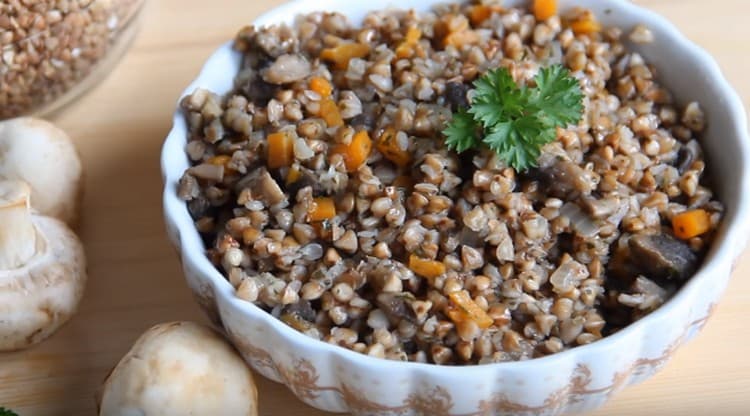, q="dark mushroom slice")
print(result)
[675,140,701,174]
[534,148,597,197]
[627,234,698,280]
[187,197,212,219]
[285,167,325,197]
[237,76,278,107]
[376,292,417,324]
[443,81,470,112]
[350,105,378,130]
[282,299,316,322]
[177,174,201,201]
[234,54,278,106]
